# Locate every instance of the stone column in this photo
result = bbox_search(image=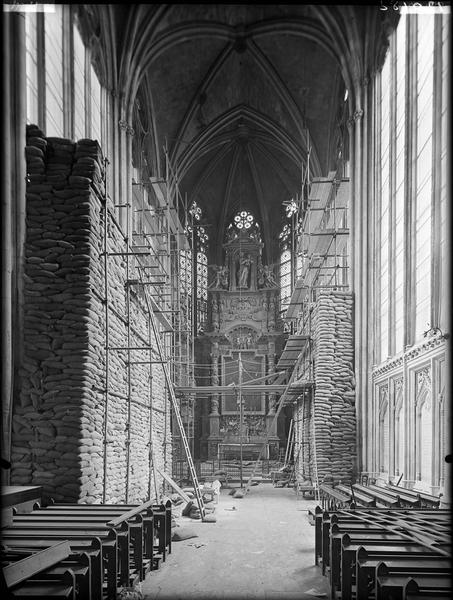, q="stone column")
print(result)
[2,10,26,477]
